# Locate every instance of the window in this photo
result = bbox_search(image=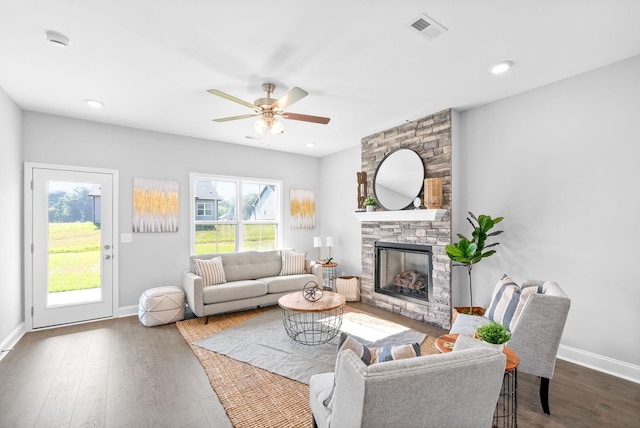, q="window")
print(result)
[190,173,282,254]
[196,202,213,217]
